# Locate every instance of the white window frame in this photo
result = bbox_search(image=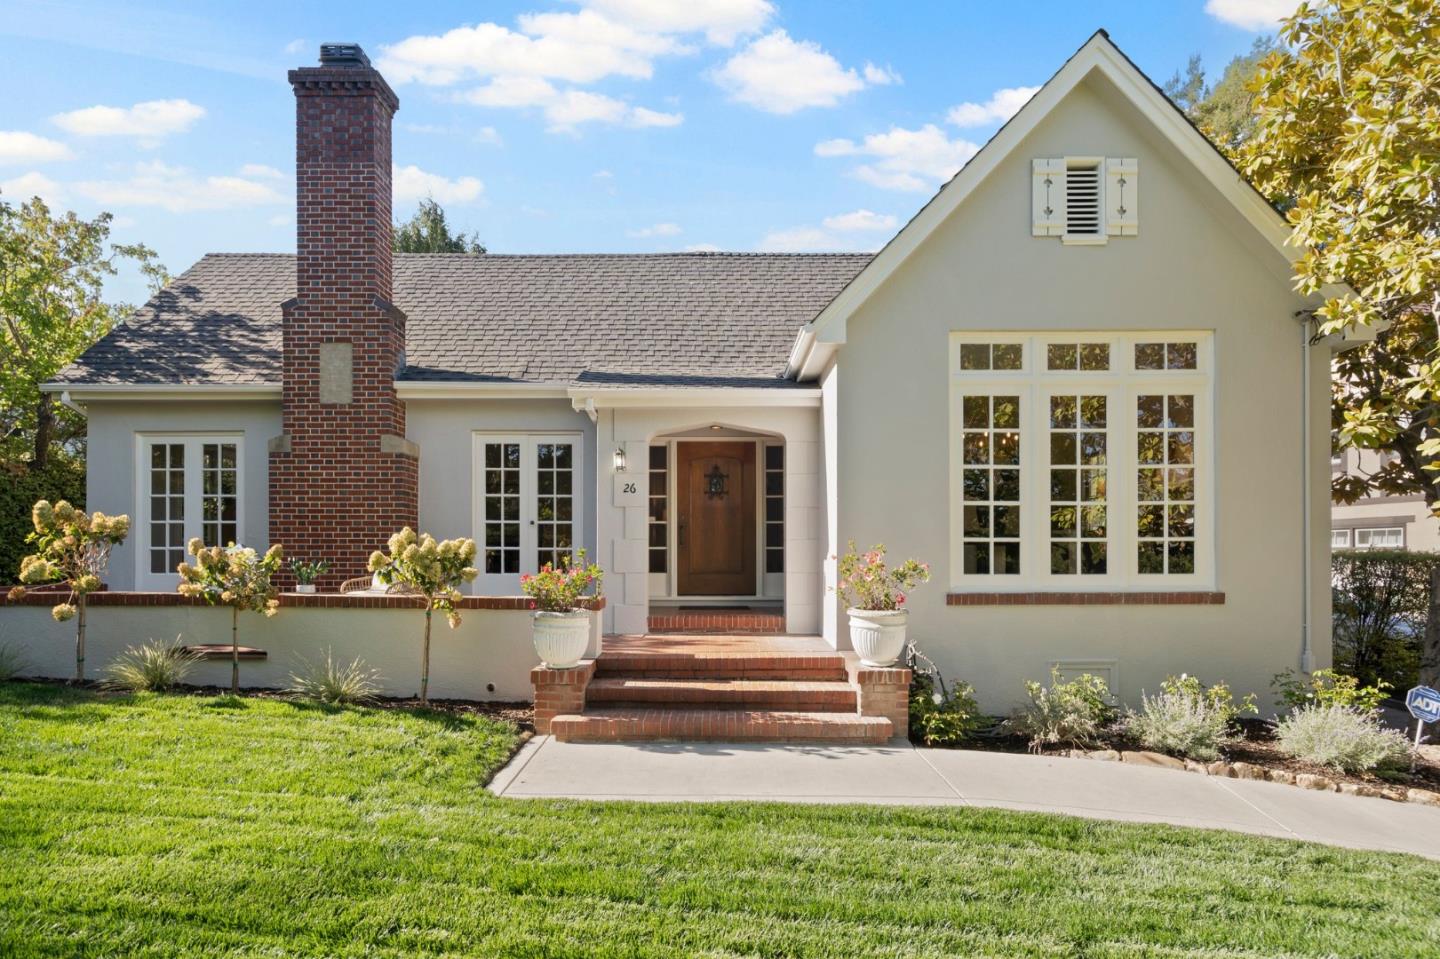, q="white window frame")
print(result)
[470,432,584,595]
[1331,529,1352,549]
[134,433,244,591]
[949,332,1214,591]
[1354,527,1404,550]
